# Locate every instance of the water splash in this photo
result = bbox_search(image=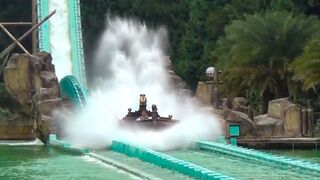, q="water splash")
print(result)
[63,17,222,150]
